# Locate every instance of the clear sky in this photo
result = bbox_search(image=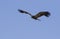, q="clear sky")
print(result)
[0,0,60,39]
